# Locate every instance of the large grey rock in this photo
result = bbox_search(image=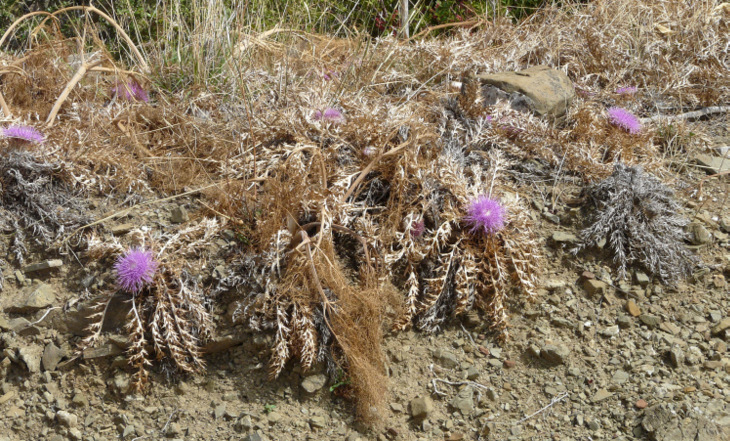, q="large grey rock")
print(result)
[23,259,63,273]
[4,283,55,313]
[56,410,78,428]
[309,415,326,429]
[541,343,570,365]
[669,346,685,368]
[712,318,730,335]
[434,349,459,369]
[53,293,131,336]
[202,335,246,354]
[694,154,730,175]
[450,388,474,415]
[688,222,712,245]
[641,404,726,441]
[242,433,265,441]
[170,206,189,224]
[409,396,433,419]
[474,66,575,119]
[7,317,32,333]
[18,345,43,373]
[551,231,578,245]
[42,342,65,372]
